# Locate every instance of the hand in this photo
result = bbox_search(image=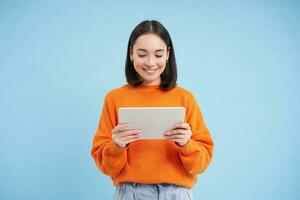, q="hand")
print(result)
[164,123,192,146]
[112,123,142,148]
